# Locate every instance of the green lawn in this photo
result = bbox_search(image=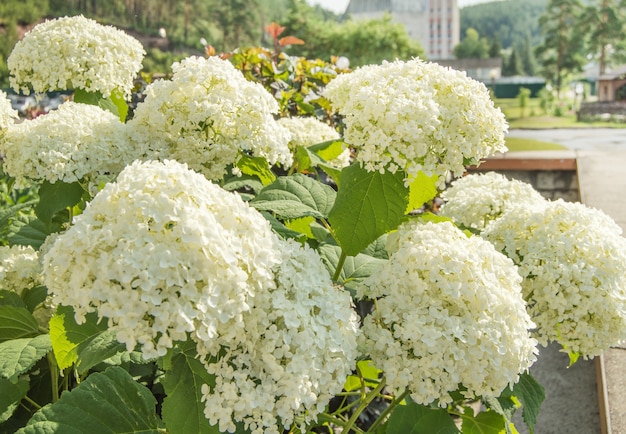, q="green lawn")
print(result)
[505,137,567,152]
